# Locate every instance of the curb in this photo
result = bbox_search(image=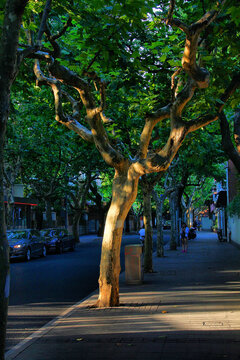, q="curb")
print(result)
[5,289,98,360]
